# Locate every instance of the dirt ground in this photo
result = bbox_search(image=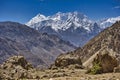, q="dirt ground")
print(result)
[37,69,120,80]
